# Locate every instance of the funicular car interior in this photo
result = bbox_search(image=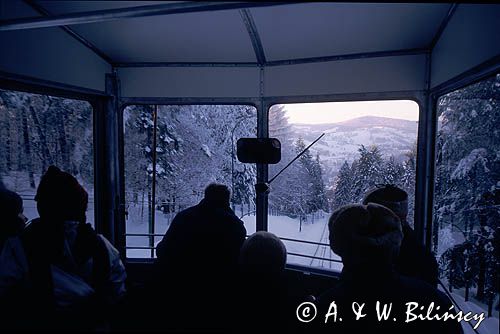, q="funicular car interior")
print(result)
[0,2,499,332]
